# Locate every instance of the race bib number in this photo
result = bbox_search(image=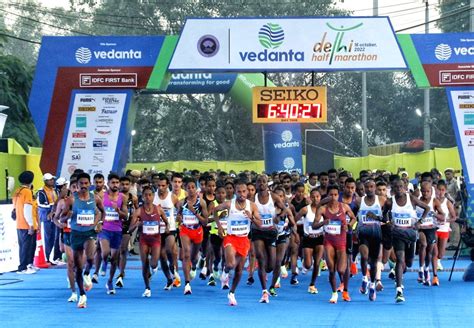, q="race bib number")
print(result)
[228,217,250,236]
[182,208,199,226]
[277,219,288,234]
[260,213,273,228]
[305,220,323,235]
[159,221,167,234]
[420,211,435,227]
[393,213,412,228]
[325,220,341,235]
[105,207,119,221]
[77,210,95,226]
[360,210,379,225]
[143,221,159,235]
